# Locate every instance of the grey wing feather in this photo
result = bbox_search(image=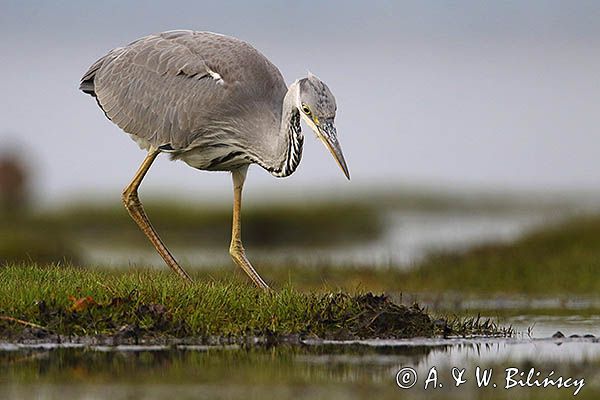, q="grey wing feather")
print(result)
[80,30,286,150]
